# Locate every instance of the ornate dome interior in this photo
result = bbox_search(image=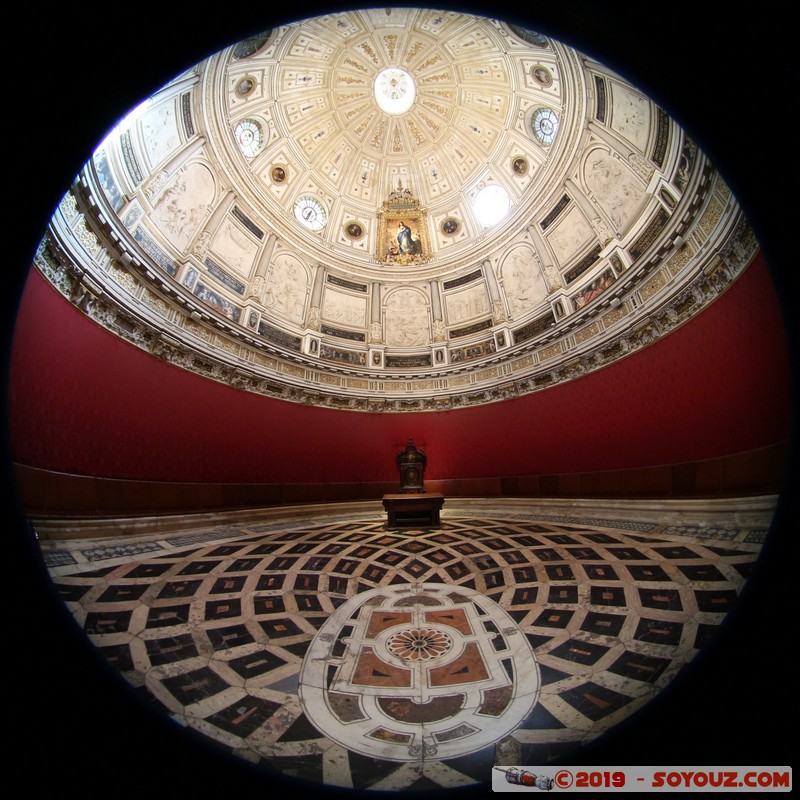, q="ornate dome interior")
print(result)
[39,6,755,412]
[7,3,795,796]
